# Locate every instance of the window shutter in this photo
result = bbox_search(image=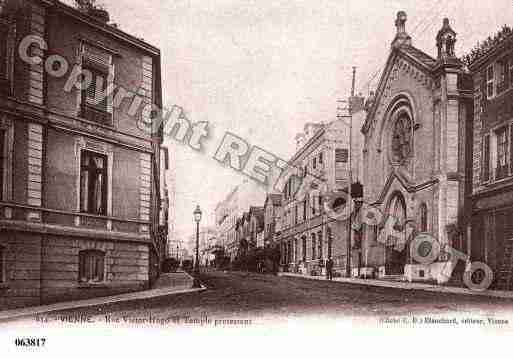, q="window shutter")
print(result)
[510,126,513,175]
[483,135,490,182]
[335,149,348,163]
[505,59,510,88]
[481,70,487,112]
